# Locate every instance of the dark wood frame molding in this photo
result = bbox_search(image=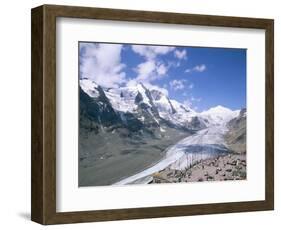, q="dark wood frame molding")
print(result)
[31,4,274,225]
